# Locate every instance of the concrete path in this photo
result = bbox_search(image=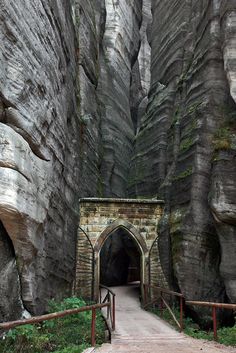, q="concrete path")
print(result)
[86,284,236,353]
